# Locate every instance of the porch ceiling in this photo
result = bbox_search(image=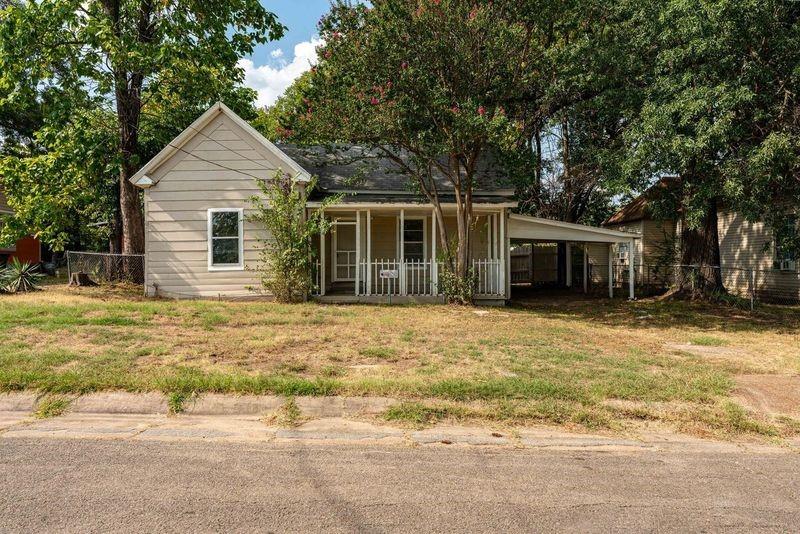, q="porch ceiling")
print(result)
[508,214,640,243]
